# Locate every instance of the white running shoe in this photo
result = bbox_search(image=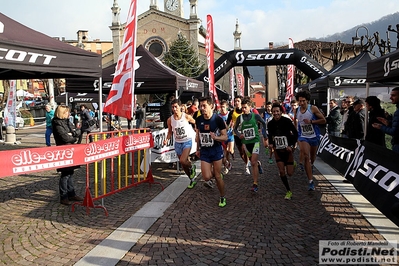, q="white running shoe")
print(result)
[245,166,251,175]
[204,180,214,188]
